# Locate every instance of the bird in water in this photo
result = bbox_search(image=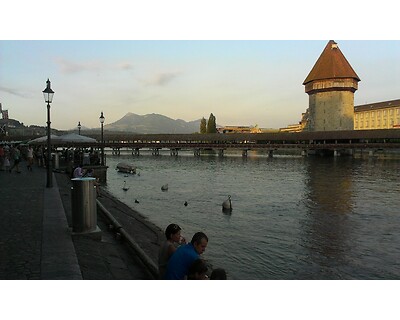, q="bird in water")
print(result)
[222,195,232,212]
[122,181,129,191]
[161,183,168,191]
[135,199,139,204]
[184,201,188,206]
